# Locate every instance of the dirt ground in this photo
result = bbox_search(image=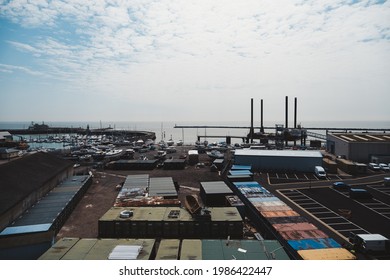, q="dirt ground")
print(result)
[56,145,222,240]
